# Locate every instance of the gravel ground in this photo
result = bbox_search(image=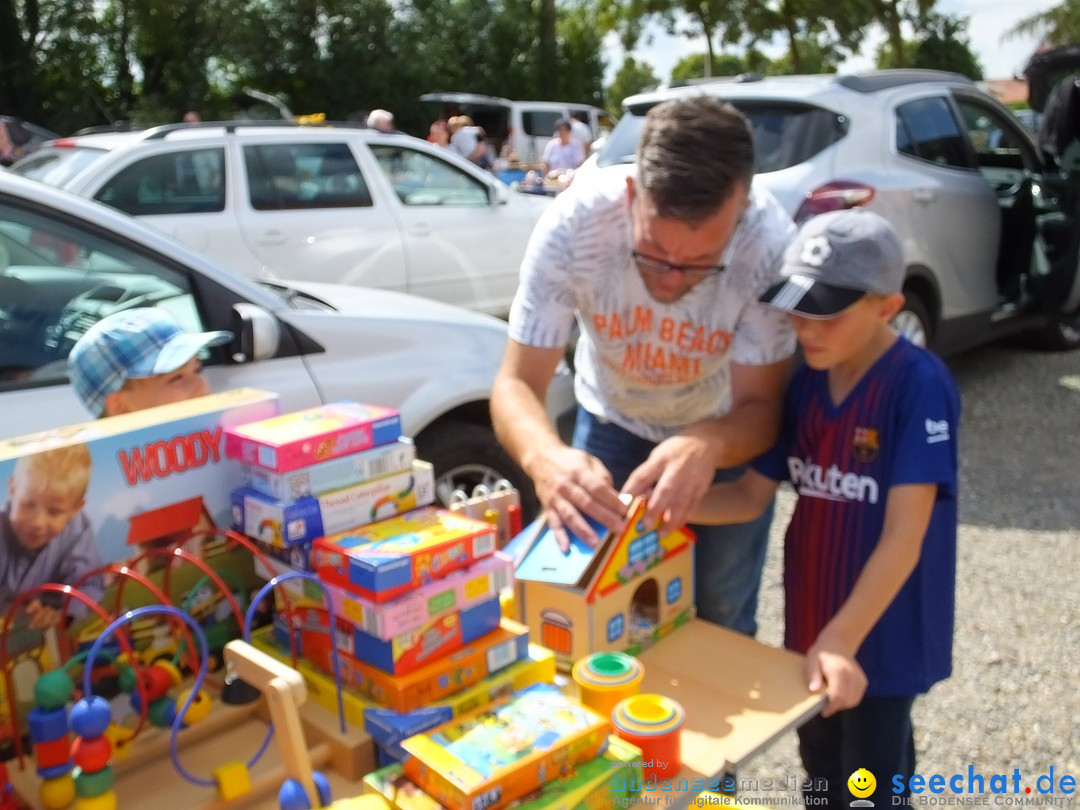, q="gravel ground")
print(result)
[737,342,1080,793]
